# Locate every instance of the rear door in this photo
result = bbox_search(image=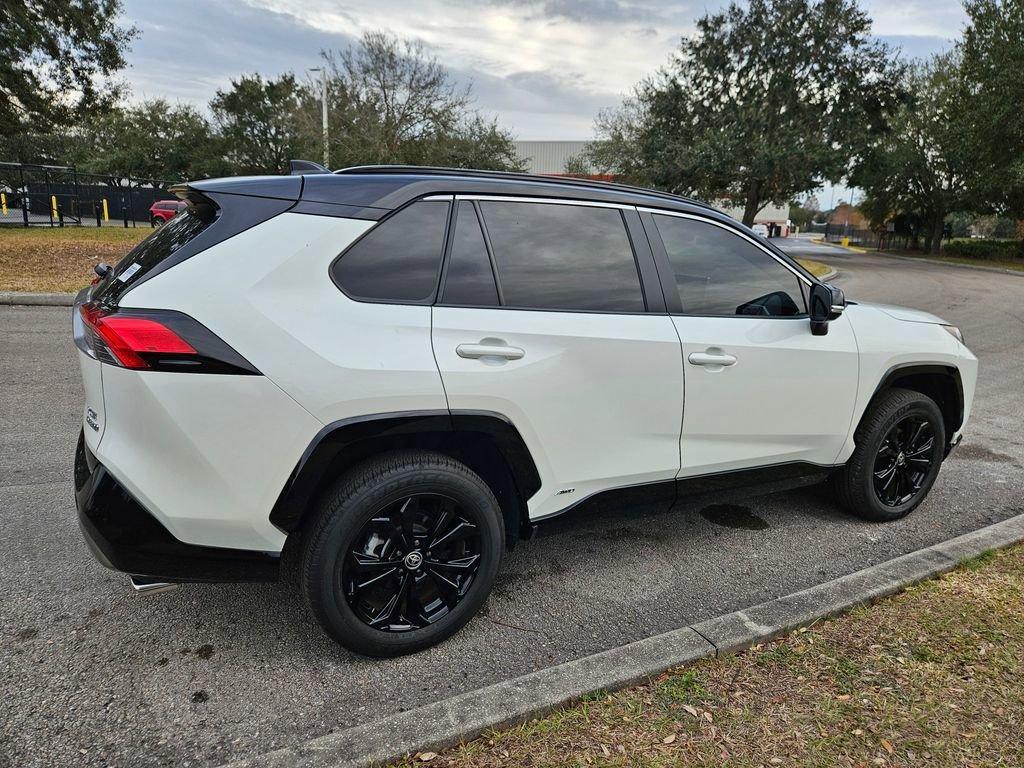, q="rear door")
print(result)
[642,210,860,476]
[431,198,684,521]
